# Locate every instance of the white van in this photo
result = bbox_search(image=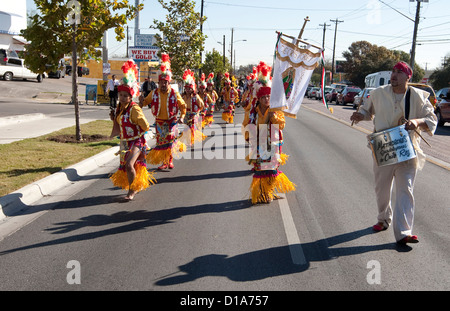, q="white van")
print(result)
[365,71,391,88]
